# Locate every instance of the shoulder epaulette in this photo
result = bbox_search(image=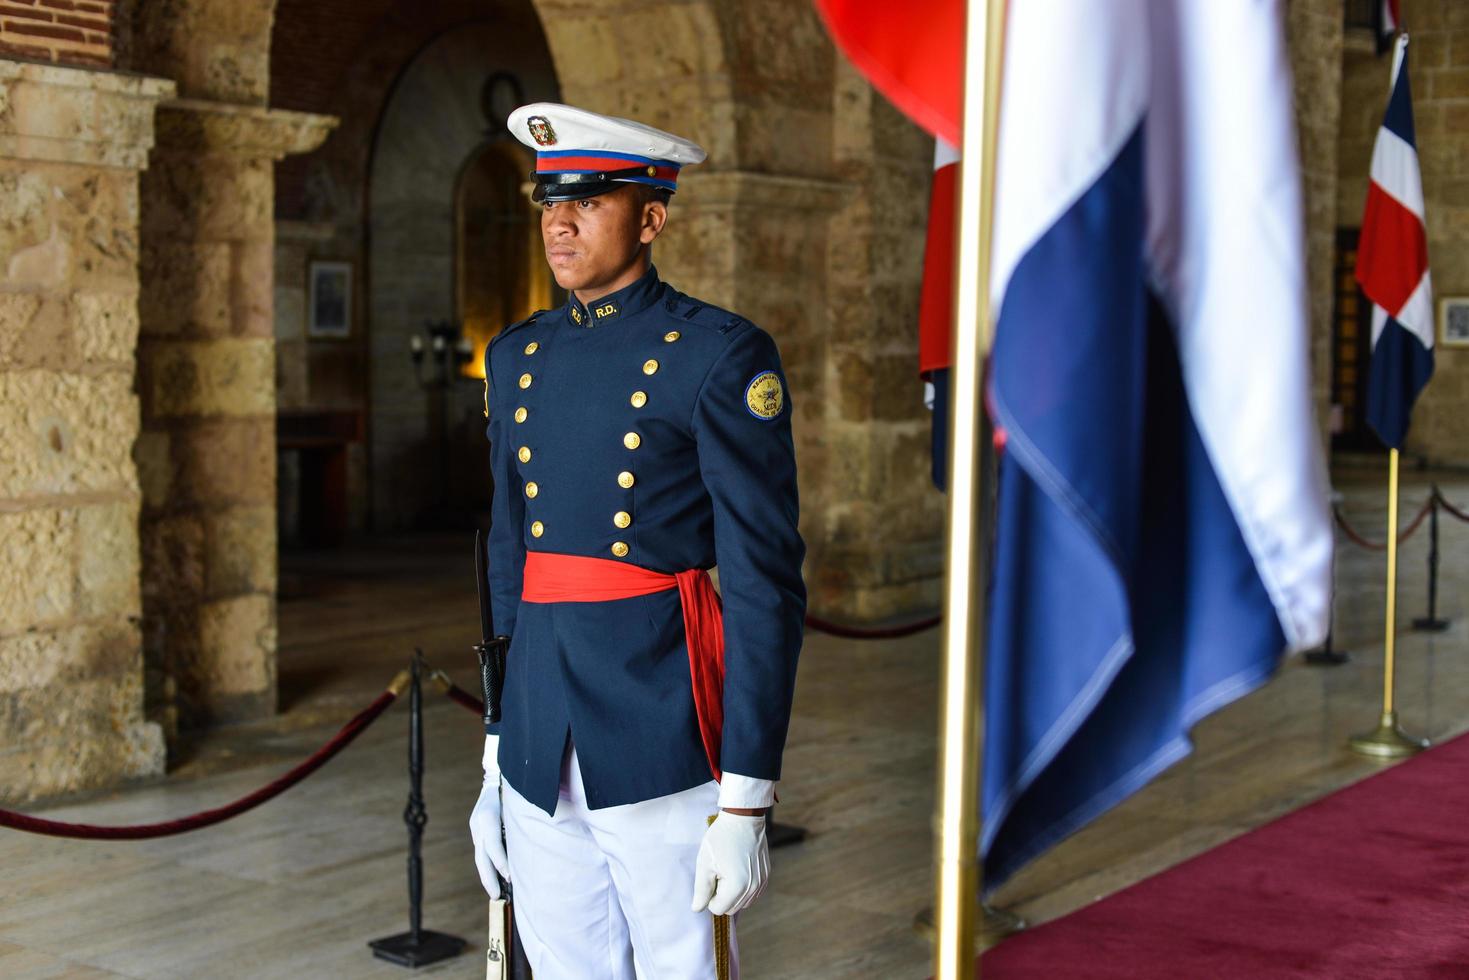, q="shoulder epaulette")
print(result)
[664,294,748,338]
[494,310,546,345]
[486,310,547,364]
